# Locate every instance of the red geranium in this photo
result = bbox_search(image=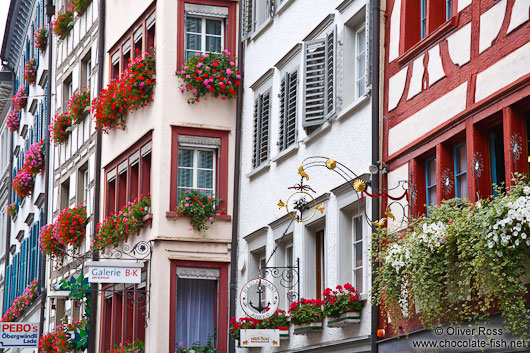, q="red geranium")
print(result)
[68,88,91,123]
[71,0,92,15]
[288,298,324,325]
[34,25,48,51]
[6,109,20,132]
[53,206,88,249]
[13,87,27,110]
[39,224,63,258]
[24,58,37,85]
[13,167,35,199]
[49,112,72,145]
[52,10,74,38]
